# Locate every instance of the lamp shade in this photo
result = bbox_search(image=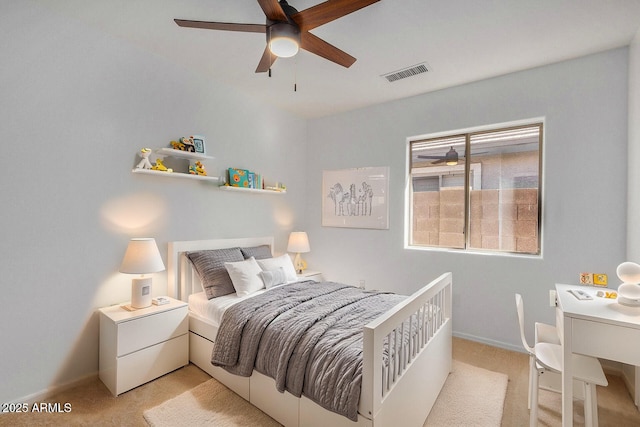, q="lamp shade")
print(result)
[119,238,165,274]
[287,232,310,253]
